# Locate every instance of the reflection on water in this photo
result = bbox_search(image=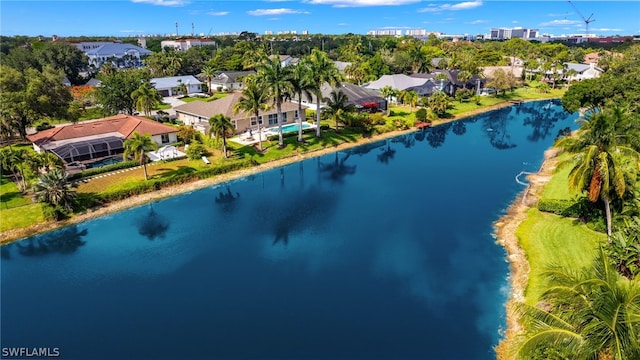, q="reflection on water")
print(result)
[137,204,170,240]
[427,122,452,148]
[482,106,516,150]
[377,139,396,164]
[318,152,357,183]
[7,225,88,257]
